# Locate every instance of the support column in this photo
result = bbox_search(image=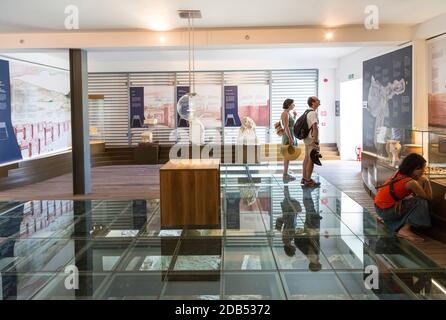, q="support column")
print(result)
[412,40,430,161]
[74,200,93,299]
[413,40,429,131]
[69,49,91,194]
